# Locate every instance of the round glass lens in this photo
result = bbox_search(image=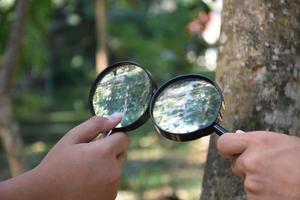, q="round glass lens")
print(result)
[152,79,222,134]
[92,64,152,128]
